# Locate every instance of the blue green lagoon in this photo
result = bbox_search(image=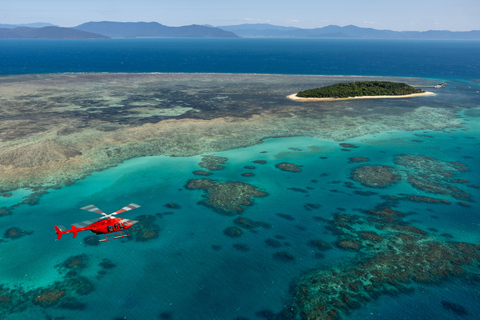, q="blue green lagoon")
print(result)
[0,39,479,320]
